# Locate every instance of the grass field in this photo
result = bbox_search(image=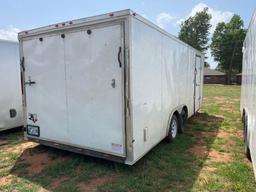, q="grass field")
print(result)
[0,85,256,192]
